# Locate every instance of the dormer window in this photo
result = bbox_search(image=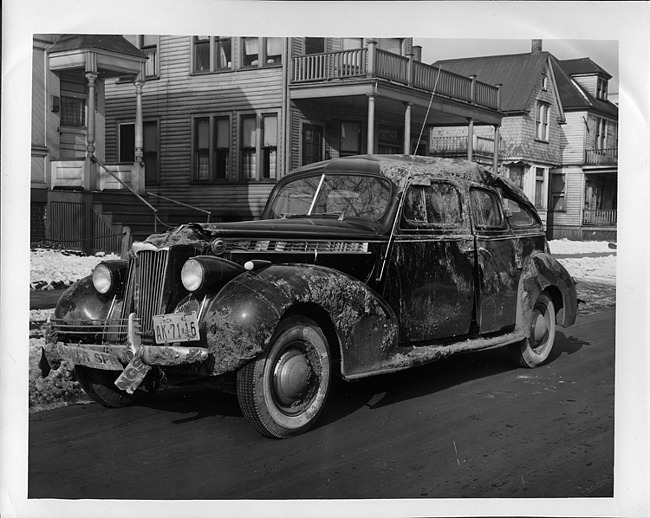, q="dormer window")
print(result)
[597,77,608,100]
